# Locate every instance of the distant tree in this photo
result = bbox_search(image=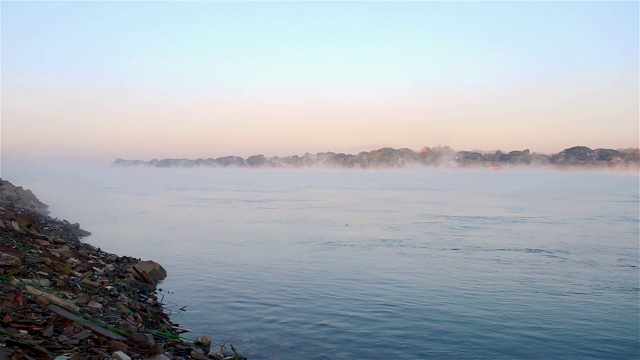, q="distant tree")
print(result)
[246,154,267,167]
